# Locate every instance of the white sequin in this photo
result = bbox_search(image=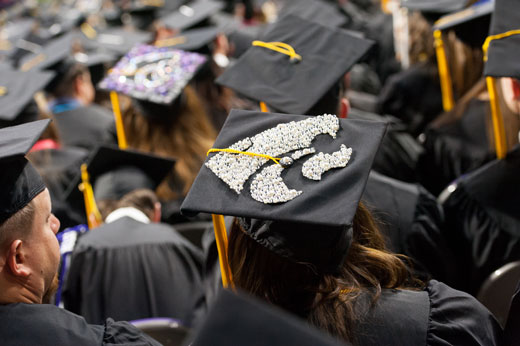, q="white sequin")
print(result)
[301,144,353,181]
